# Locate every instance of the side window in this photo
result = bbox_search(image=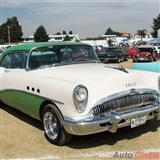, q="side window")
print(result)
[29,49,57,69]
[0,52,29,69]
[1,54,11,68]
